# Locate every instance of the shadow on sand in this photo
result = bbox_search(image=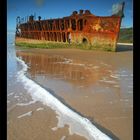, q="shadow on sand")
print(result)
[116,45,133,52]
